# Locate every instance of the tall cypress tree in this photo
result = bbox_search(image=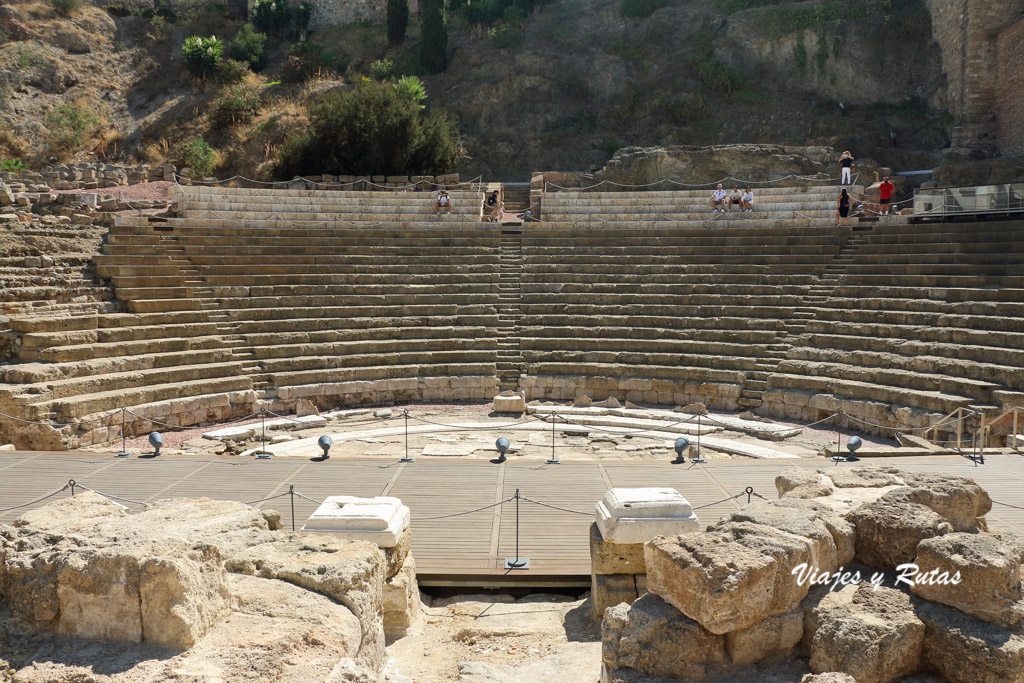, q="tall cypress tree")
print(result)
[419,0,448,73]
[387,0,409,45]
